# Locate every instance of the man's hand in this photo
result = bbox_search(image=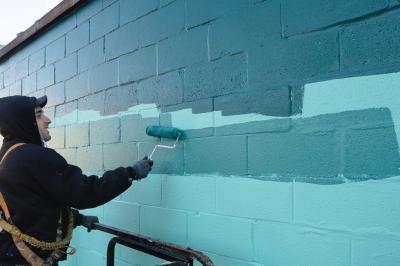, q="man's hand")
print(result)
[132,156,153,180]
[81,215,99,232]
